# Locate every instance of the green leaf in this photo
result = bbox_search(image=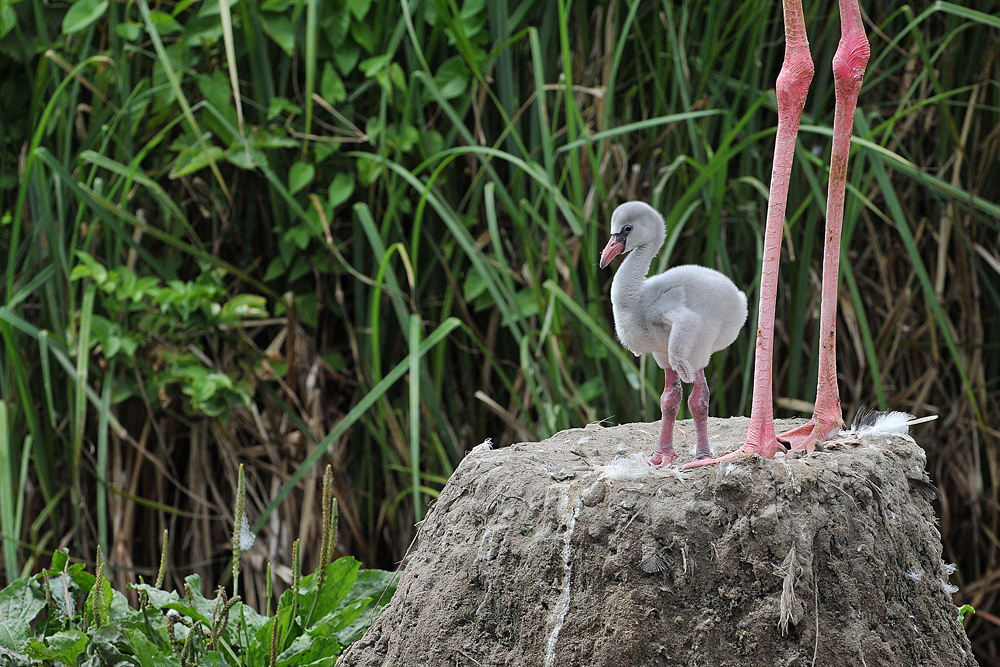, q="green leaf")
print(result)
[89,316,140,360]
[463,269,487,303]
[328,172,355,209]
[225,145,263,170]
[314,598,371,636]
[288,256,311,283]
[170,144,225,179]
[323,7,350,47]
[266,98,302,122]
[126,630,164,667]
[50,550,70,573]
[321,63,346,105]
[434,57,470,100]
[289,161,315,194]
[0,577,47,650]
[283,225,311,251]
[0,5,16,39]
[276,631,343,665]
[356,156,383,187]
[344,0,371,20]
[220,294,268,321]
[113,21,142,41]
[82,624,134,666]
[264,256,288,282]
[261,13,295,56]
[261,0,300,10]
[334,569,396,644]
[315,142,338,164]
[62,0,109,34]
[71,251,108,284]
[197,0,238,17]
[301,558,361,622]
[294,293,318,328]
[958,604,975,623]
[350,20,374,53]
[333,44,360,75]
[388,63,406,92]
[27,630,88,663]
[250,131,300,150]
[247,607,295,666]
[359,54,391,78]
[130,583,179,610]
[147,10,182,34]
